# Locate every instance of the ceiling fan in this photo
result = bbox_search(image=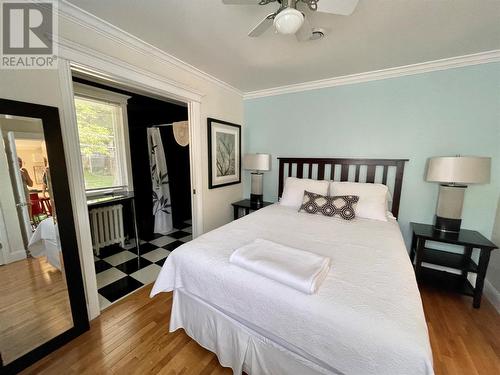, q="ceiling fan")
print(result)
[222,0,359,41]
